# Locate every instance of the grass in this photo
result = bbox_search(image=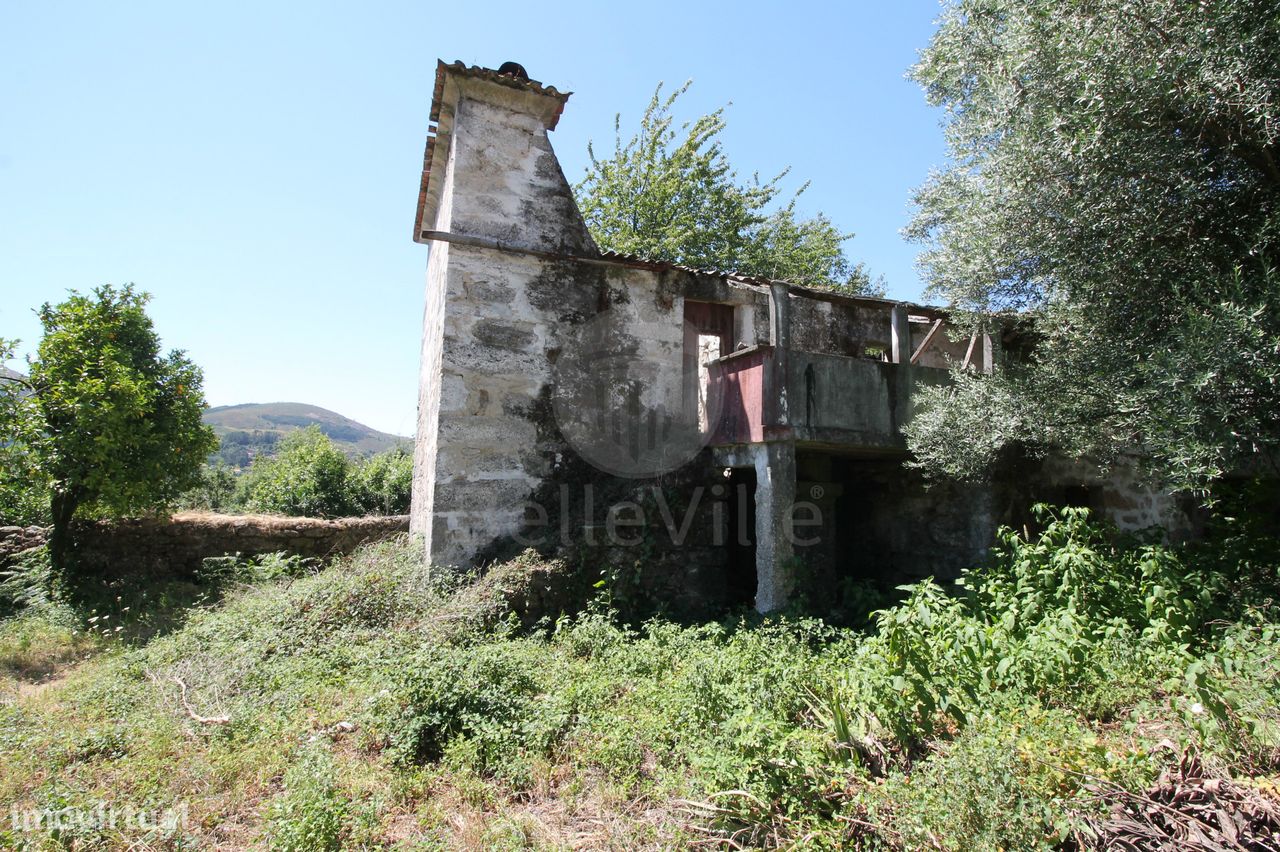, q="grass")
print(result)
[0,509,1277,850]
